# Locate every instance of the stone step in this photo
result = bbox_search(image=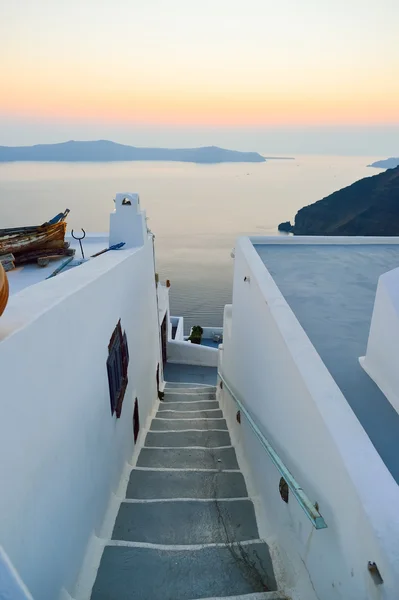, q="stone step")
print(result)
[156,409,223,419]
[126,470,249,499]
[191,594,286,600]
[165,382,216,390]
[144,430,231,448]
[112,499,258,544]
[151,418,228,431]
[163,387,216,396]
[91,544,277,600]
[164,392,217,401]
[159,400,220,411]
[137,447,239,470]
